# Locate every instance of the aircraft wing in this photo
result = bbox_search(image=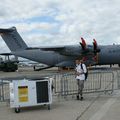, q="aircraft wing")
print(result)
[26,37,100,58]
[26,44,100,57]
[0,53,13,56]
[26,46,65,51]
[40,46,65,51]
[26,46,82,56]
